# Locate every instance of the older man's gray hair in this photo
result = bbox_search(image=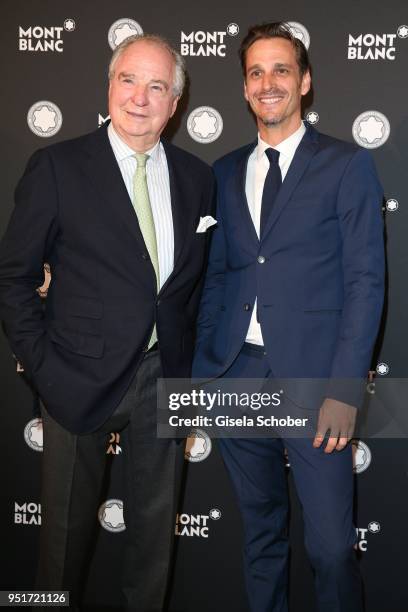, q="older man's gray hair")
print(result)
[108,34,186,97]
